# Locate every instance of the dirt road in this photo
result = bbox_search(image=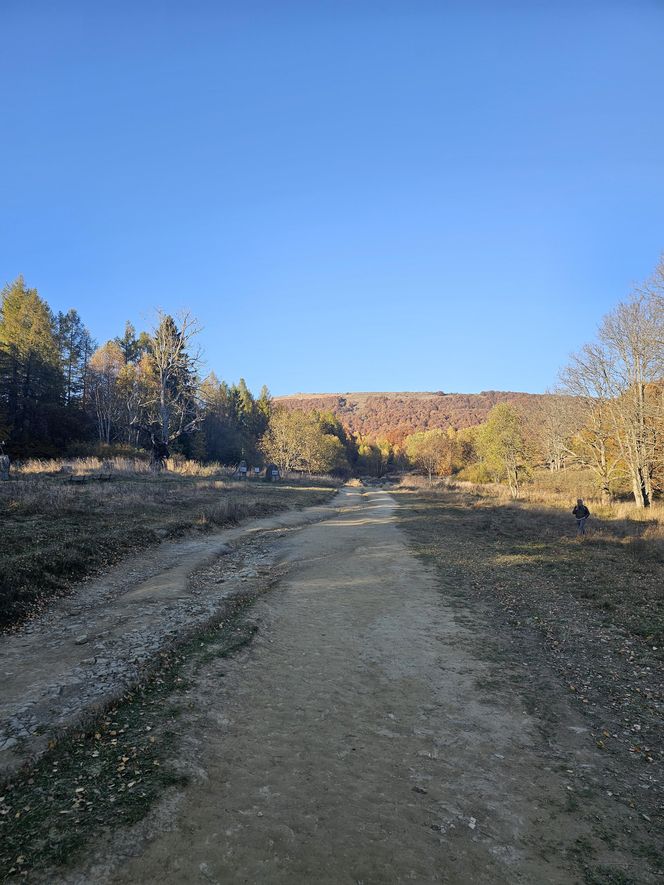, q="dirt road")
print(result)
[65,486,619,884]
[0,495,338,776]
